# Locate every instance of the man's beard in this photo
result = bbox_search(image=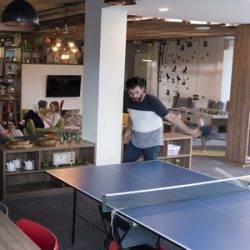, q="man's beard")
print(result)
[131,95,143,103]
